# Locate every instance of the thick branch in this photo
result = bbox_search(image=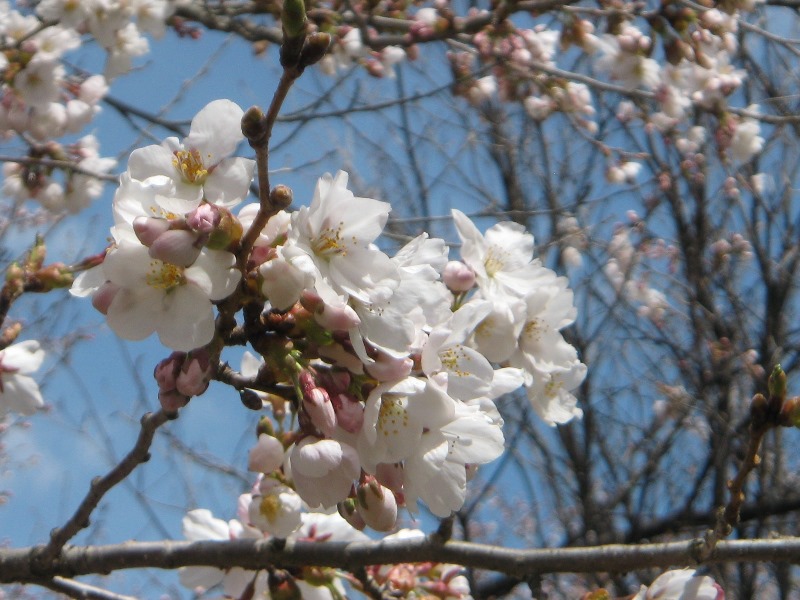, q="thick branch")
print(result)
[5,537,800,583]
